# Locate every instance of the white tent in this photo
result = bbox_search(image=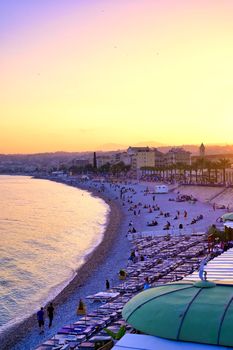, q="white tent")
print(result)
[184,248,233,282]
[112,334,227,350]
[155,185,169,193]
